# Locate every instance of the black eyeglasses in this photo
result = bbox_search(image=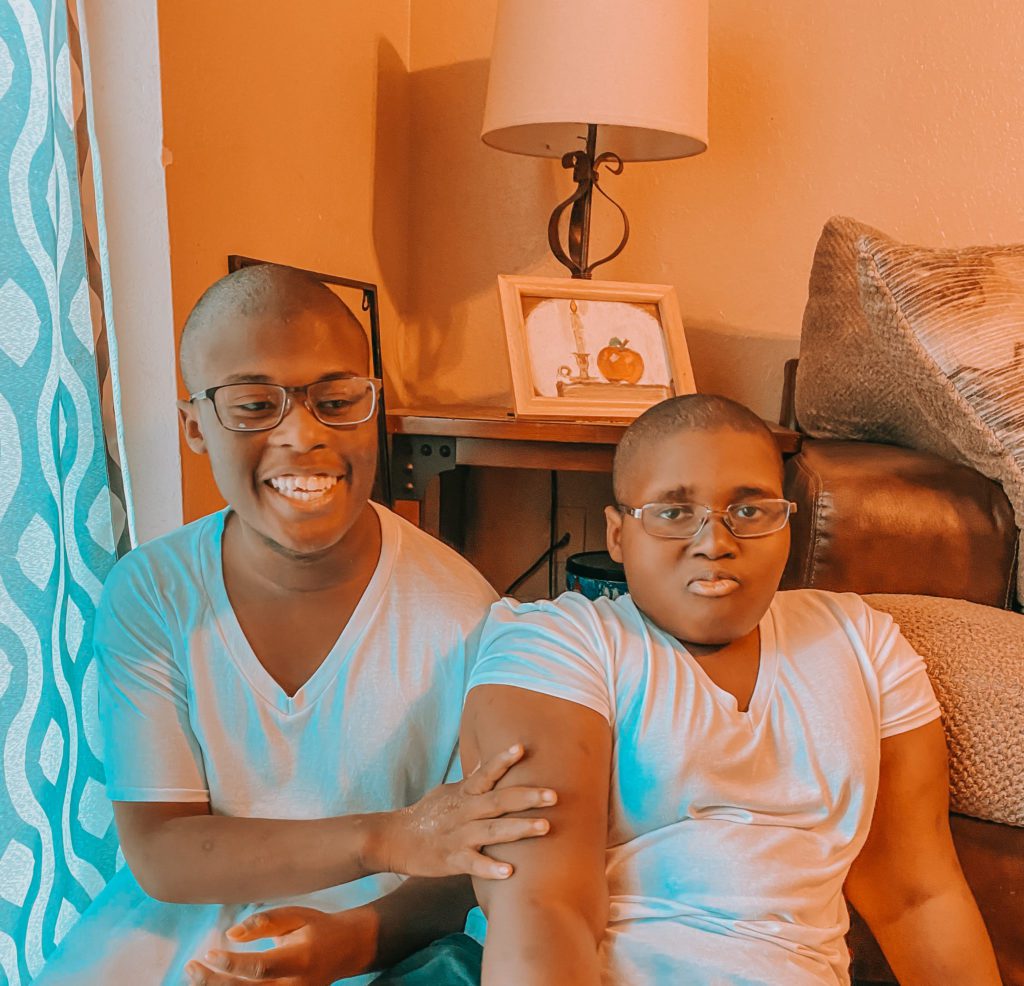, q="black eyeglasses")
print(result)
[189,377,380,432]
[618,499,797,540]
